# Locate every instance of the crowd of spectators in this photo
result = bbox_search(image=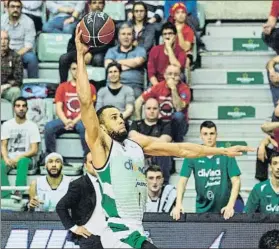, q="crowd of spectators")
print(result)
[1,0,279,222]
